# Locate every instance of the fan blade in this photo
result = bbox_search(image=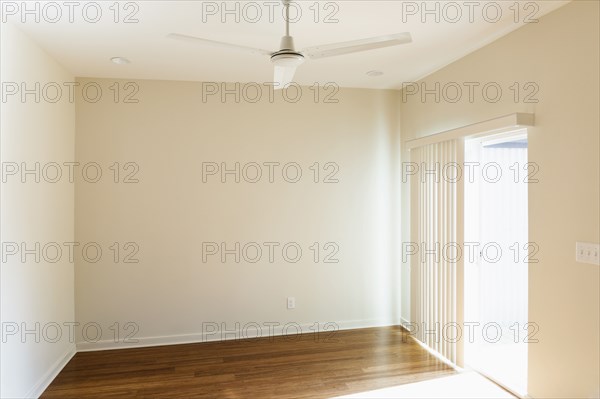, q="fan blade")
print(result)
[167,33,272,56]
[303,32,412,60]
[273,65,297,90]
